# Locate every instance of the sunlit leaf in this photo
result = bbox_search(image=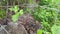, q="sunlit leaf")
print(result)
[19,9,23,15]
[51,25,60,34]
[37,29,42,34]
[12,13,19,22]
[13,5,19,13]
